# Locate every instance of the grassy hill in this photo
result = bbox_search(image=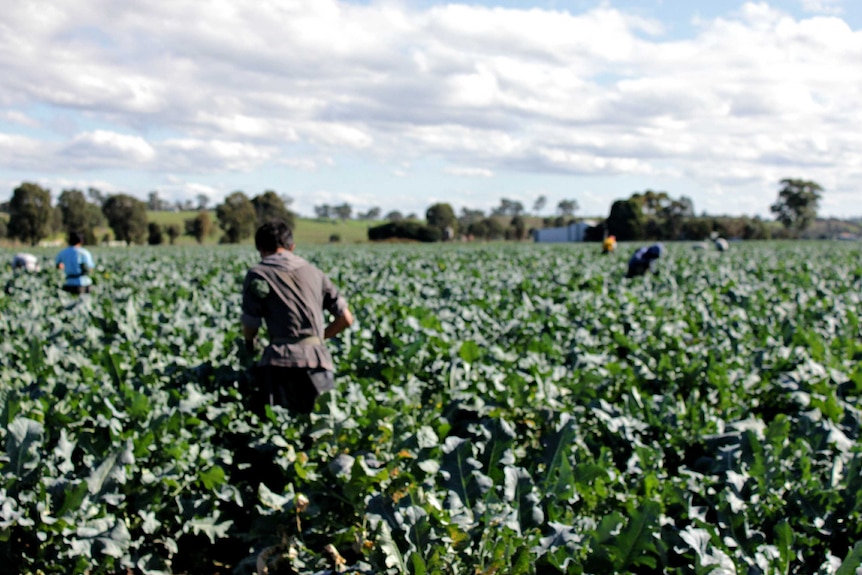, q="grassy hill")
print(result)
[146,211,374,245]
